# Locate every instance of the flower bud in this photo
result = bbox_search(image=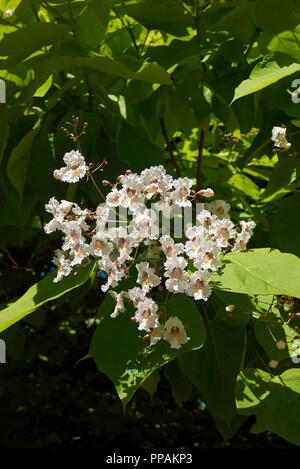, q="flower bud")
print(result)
[102,180,111,186]
[197,188,215,198]
[268,360,279,369]
[225,304,235,313]
[276,340,286,350]
[53,169,61,180]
